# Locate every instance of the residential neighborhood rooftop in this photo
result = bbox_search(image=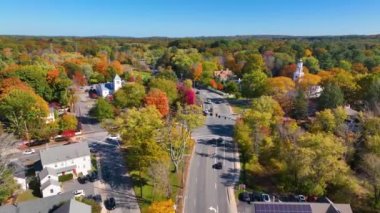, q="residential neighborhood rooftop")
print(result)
[40,142,90,166]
